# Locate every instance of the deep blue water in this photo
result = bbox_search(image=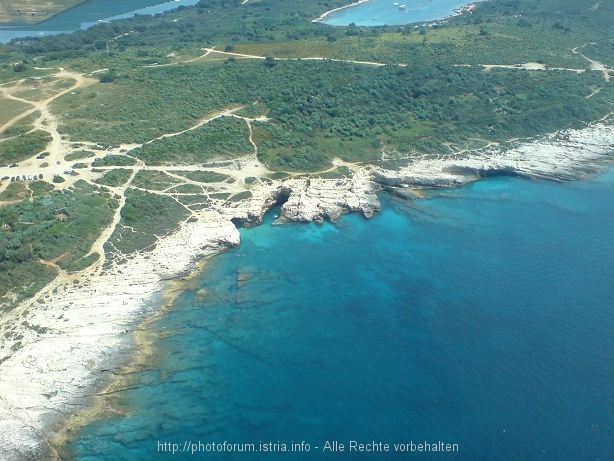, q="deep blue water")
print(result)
[70,170,614,460]
[322,0,486,27]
